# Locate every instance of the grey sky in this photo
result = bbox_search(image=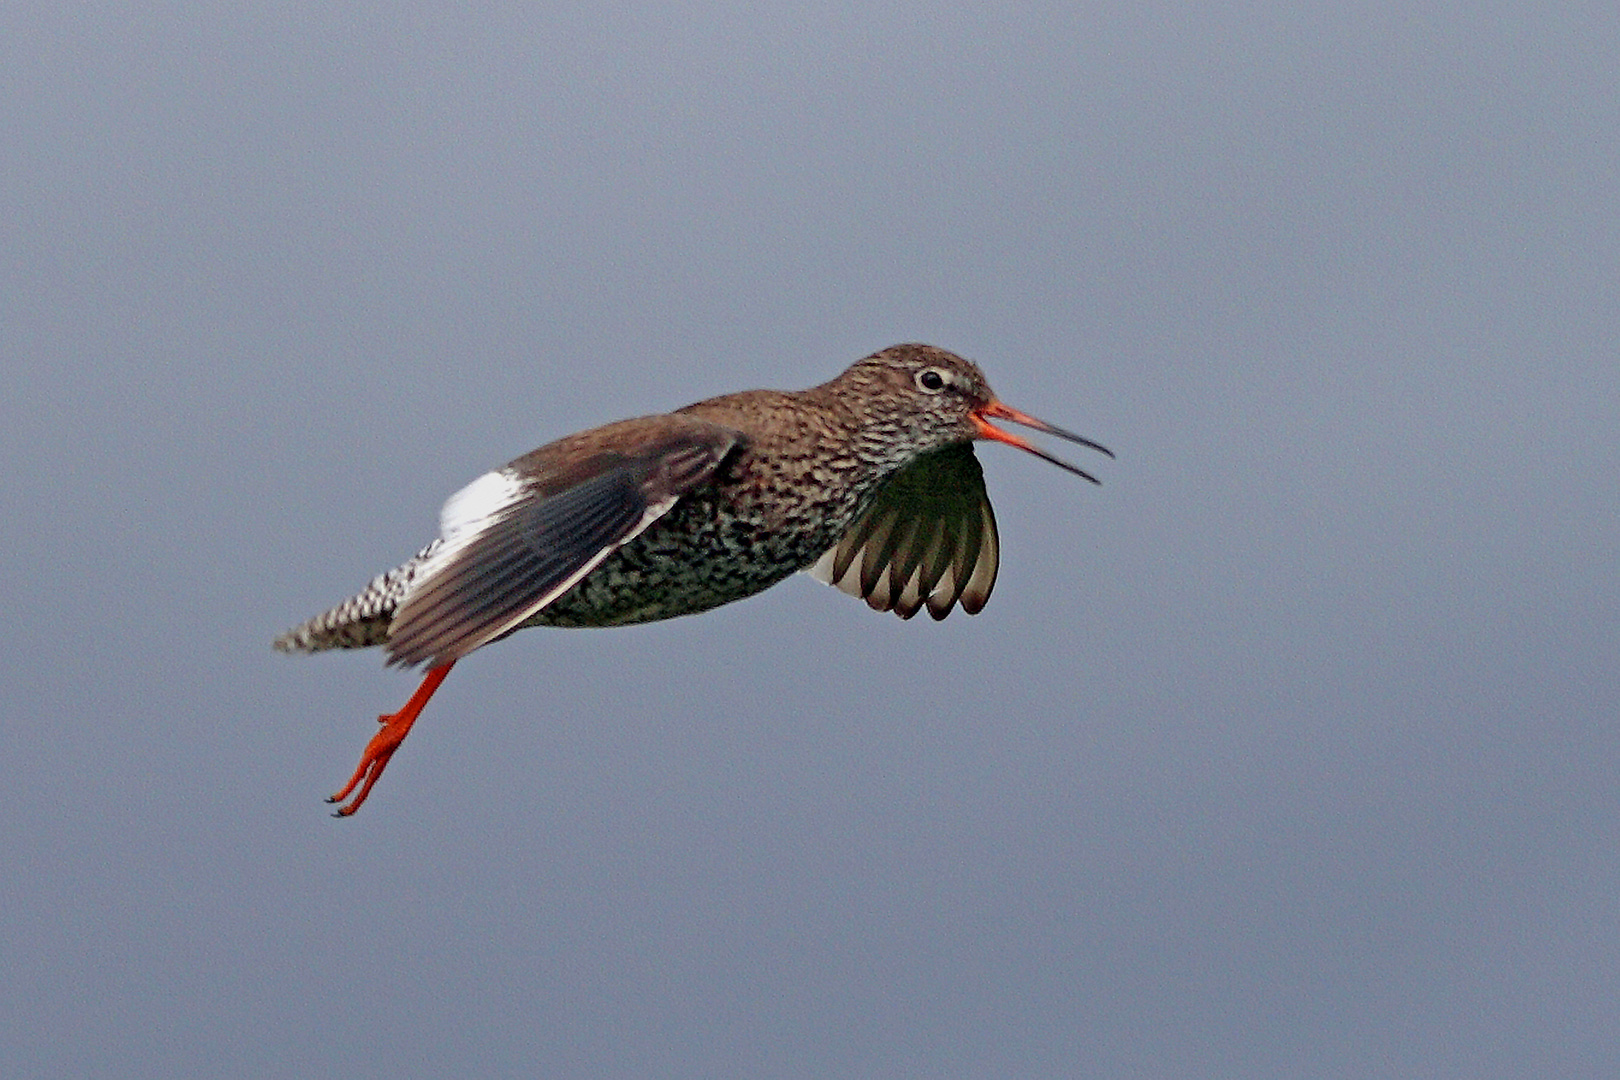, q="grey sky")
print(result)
[4,3,1617,1076]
